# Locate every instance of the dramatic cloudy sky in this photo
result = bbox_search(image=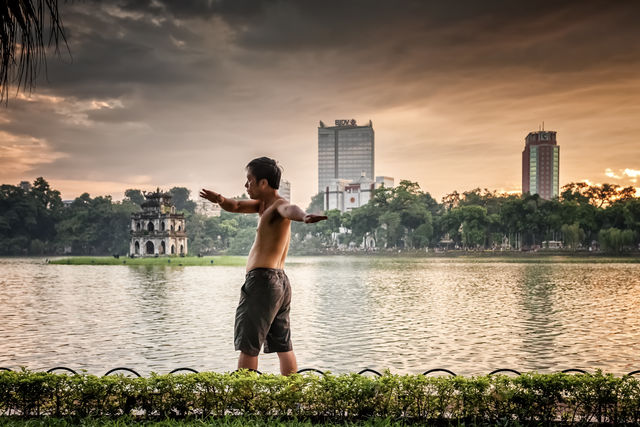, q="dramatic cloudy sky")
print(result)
[1,0,639,205]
